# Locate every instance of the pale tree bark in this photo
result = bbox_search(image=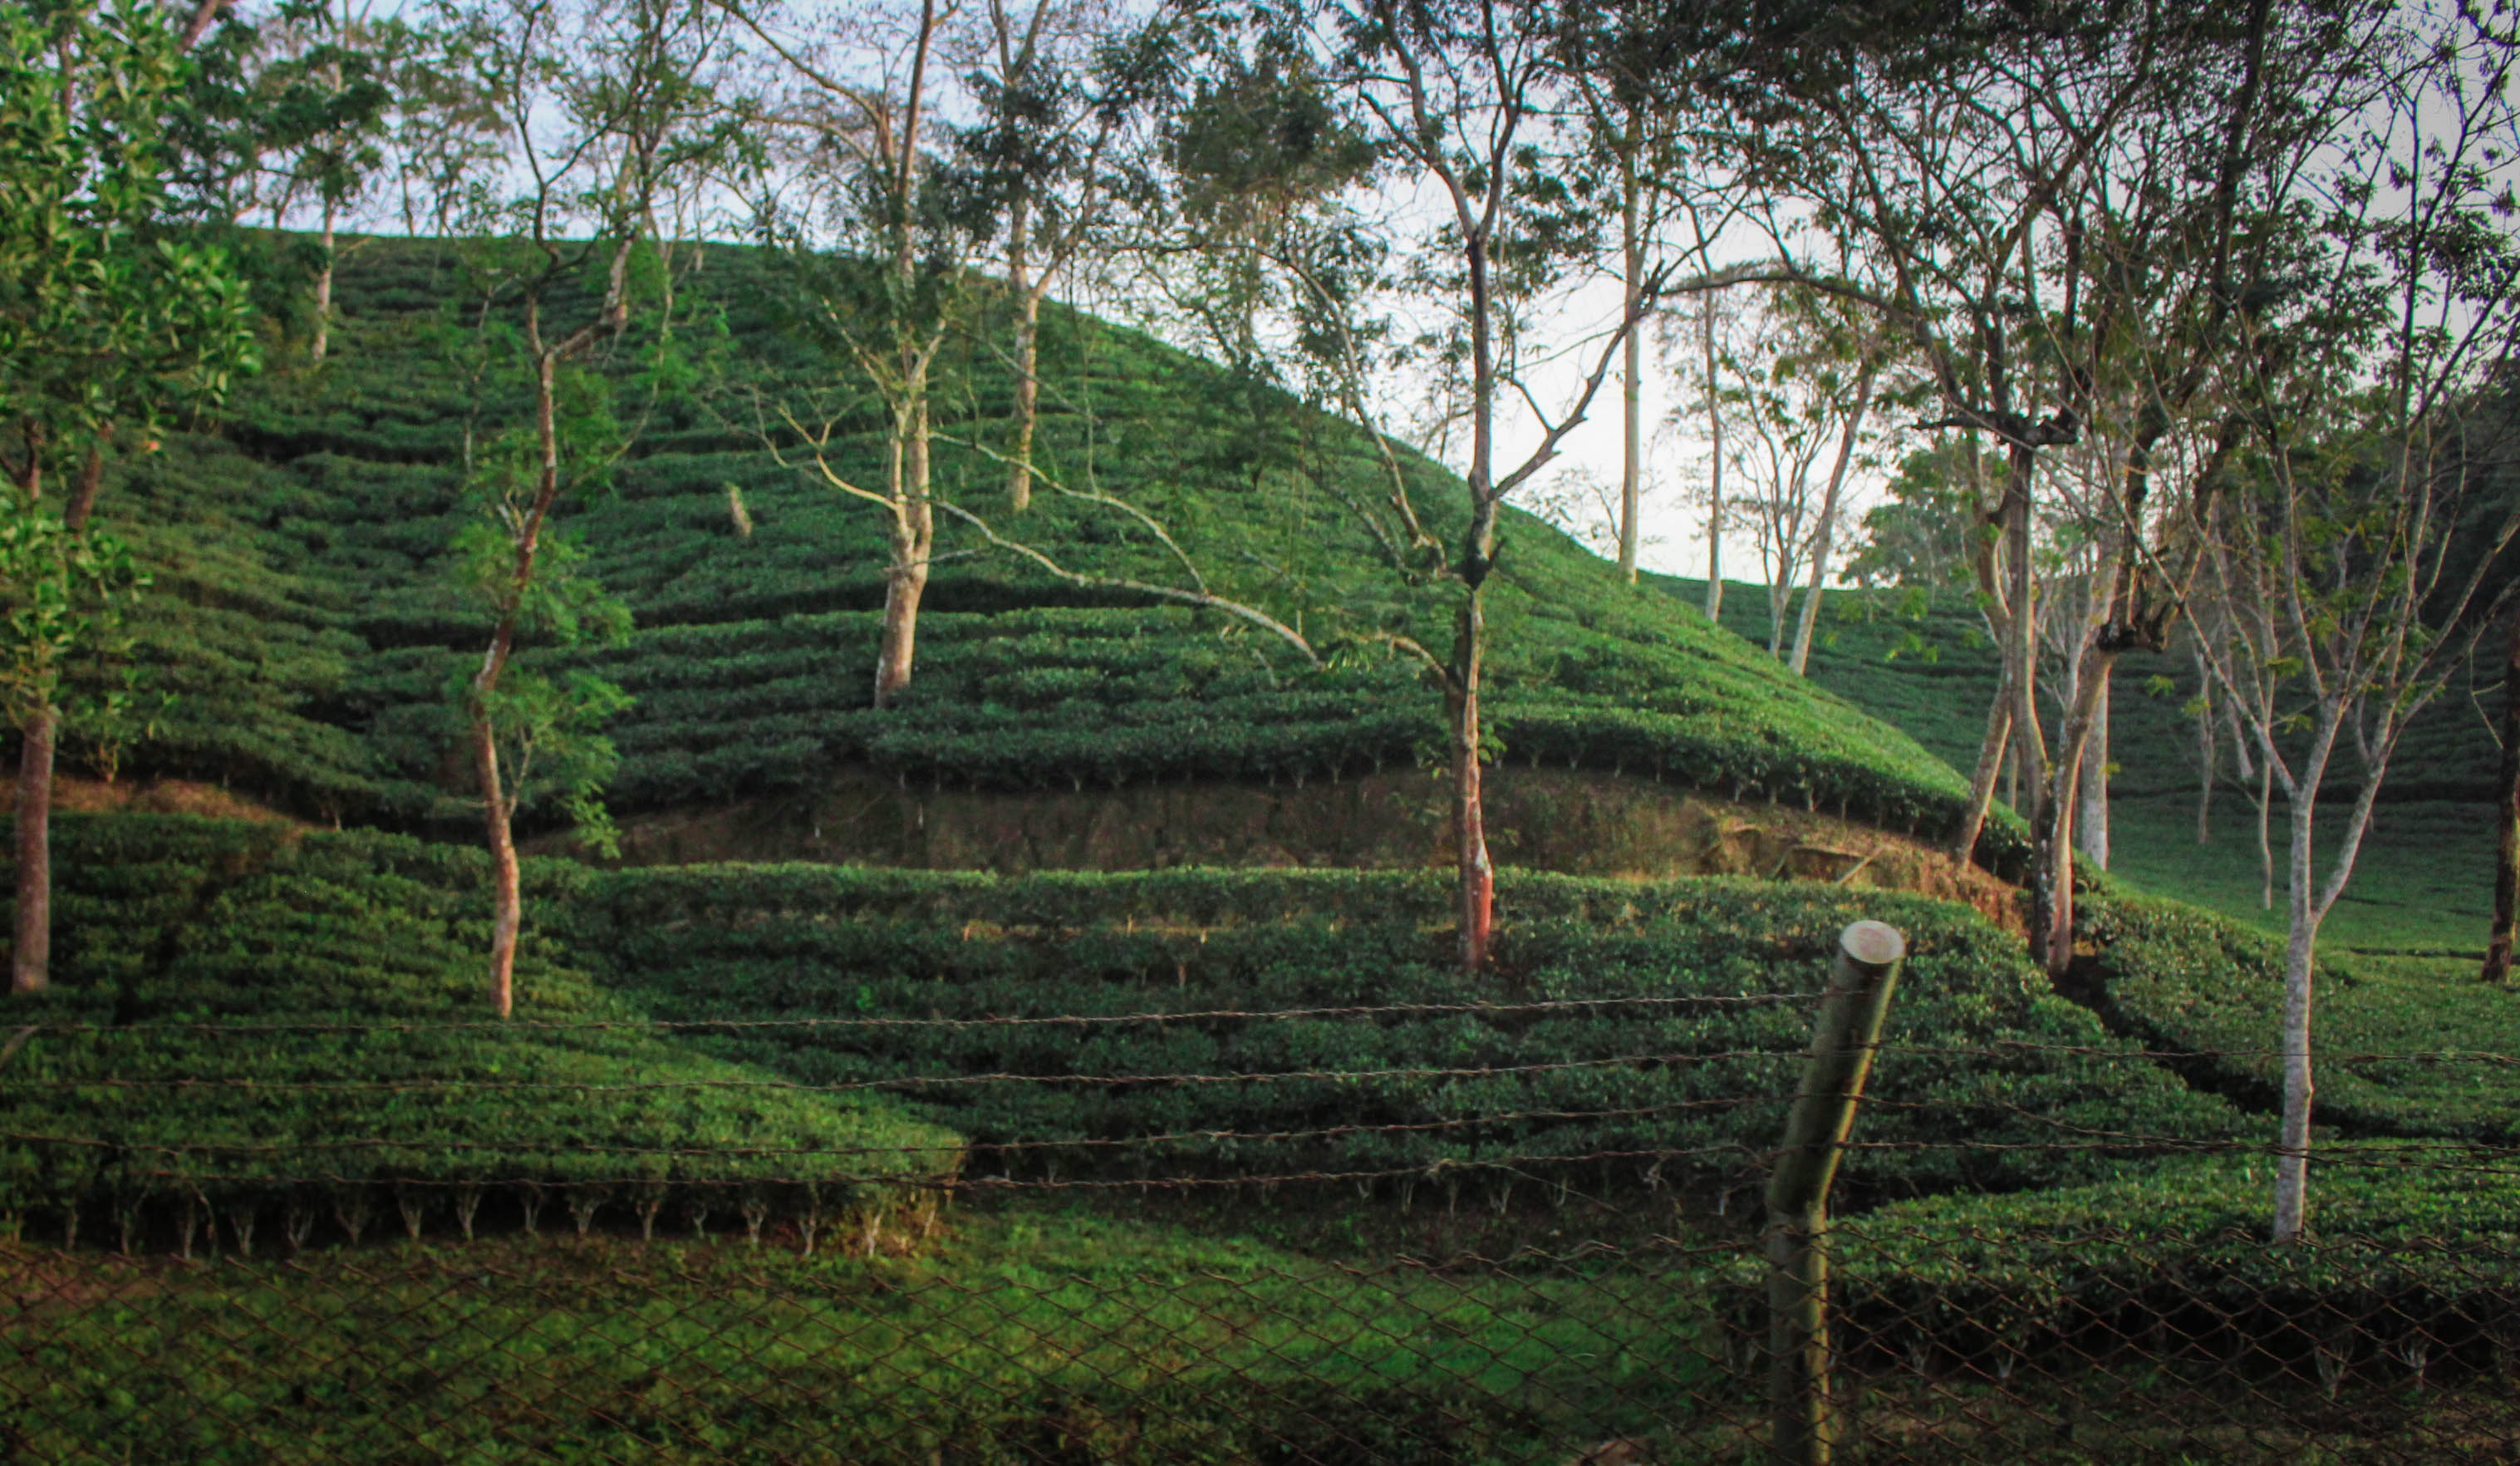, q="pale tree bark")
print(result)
[1616,125,1643,583]
[875,396,935,705]
[2191,641,2216,844]
[312,197,336,363]
[2077,689,2108,868]
[473,338,569,1020]
[1786,357,1879,676]
[1700,294,1724,621]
